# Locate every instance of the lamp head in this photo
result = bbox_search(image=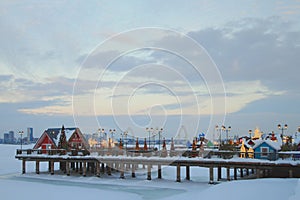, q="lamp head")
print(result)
[278,124,281,129]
